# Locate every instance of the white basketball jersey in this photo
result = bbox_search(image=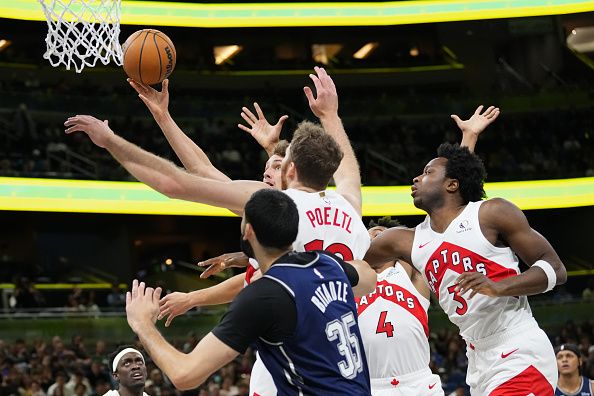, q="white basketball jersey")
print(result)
[283,188,370,260]
[411,200,535,341]
[356,263,430,378]
[249,188,369,396]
